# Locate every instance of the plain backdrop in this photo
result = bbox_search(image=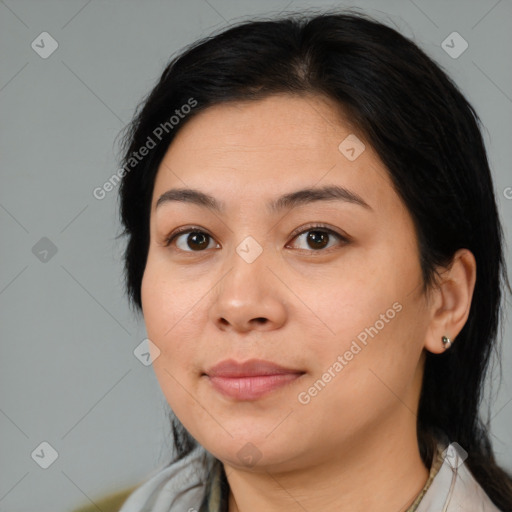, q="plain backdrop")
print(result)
[1,1,511,511]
